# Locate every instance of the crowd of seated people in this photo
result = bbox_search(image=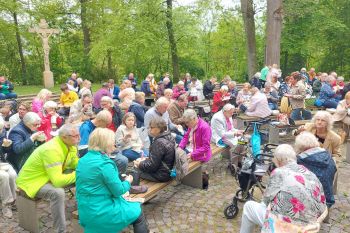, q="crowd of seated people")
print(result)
[0,68,348,233]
